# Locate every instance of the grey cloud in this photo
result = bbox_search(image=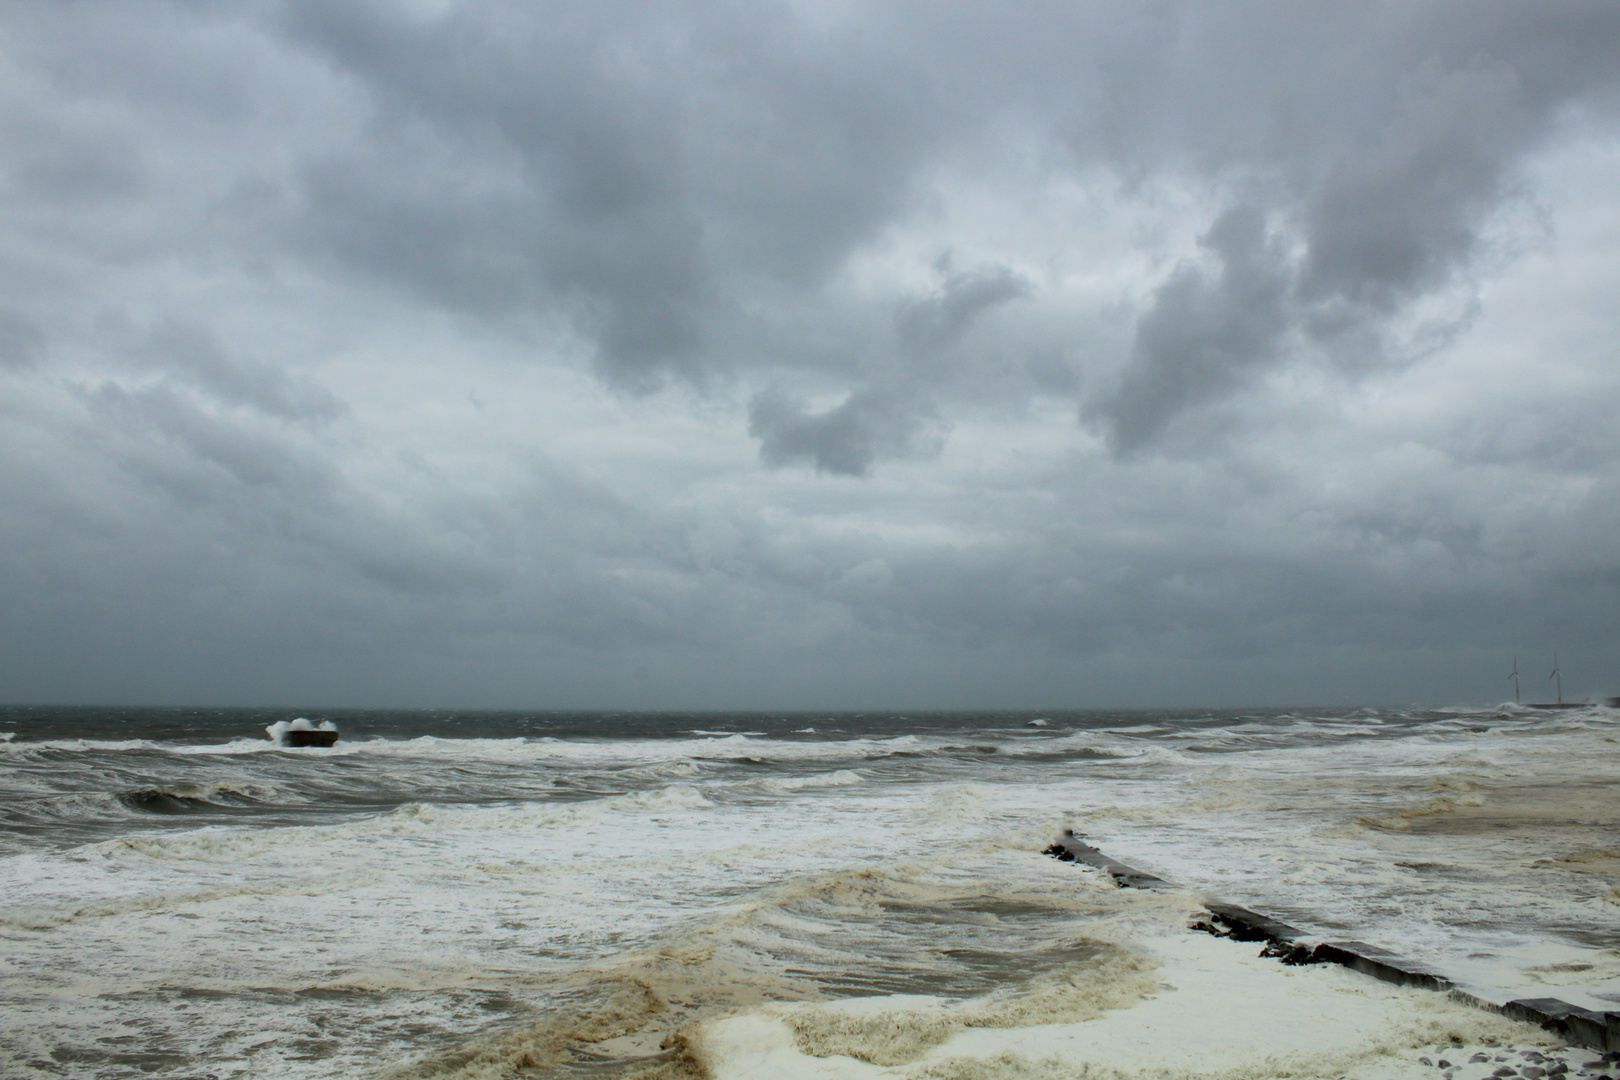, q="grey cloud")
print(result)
[10,130,142,205]
[1083,28,1603,453]
[1029,6,1616,452]
[1298,59,1534,312]
[1091,206,1291,454]
[257,2,1620,456]
[897,258,1032,351]
[135,320,344,423]
[271,0,943,390]
[749,386,944,476]
[0,309,45,369]
[81,380,338,498]
[56,375,507,606]
[285,110,713,391]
